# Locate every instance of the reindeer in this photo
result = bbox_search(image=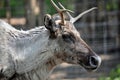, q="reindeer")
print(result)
[0,0,101,80]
